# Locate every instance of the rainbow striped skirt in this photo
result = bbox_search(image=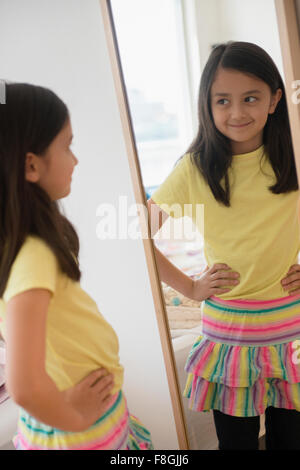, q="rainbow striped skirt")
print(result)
[183,294,300,417]
[13,390,153,450]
